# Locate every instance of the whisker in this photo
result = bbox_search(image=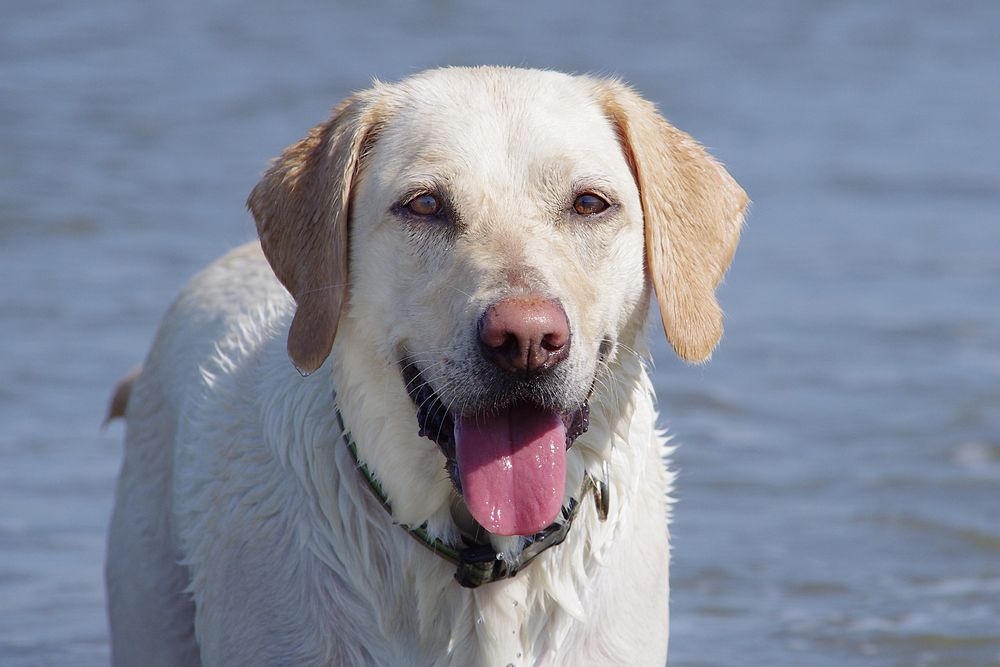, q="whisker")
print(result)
[293,281,349,298]
[444,284,477,300]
